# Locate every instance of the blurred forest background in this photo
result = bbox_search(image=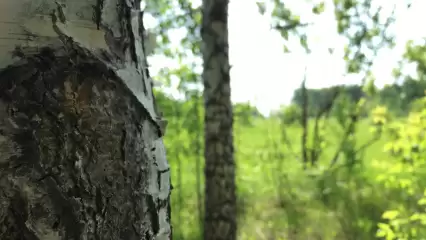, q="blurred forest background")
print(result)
[145,0,426,239]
